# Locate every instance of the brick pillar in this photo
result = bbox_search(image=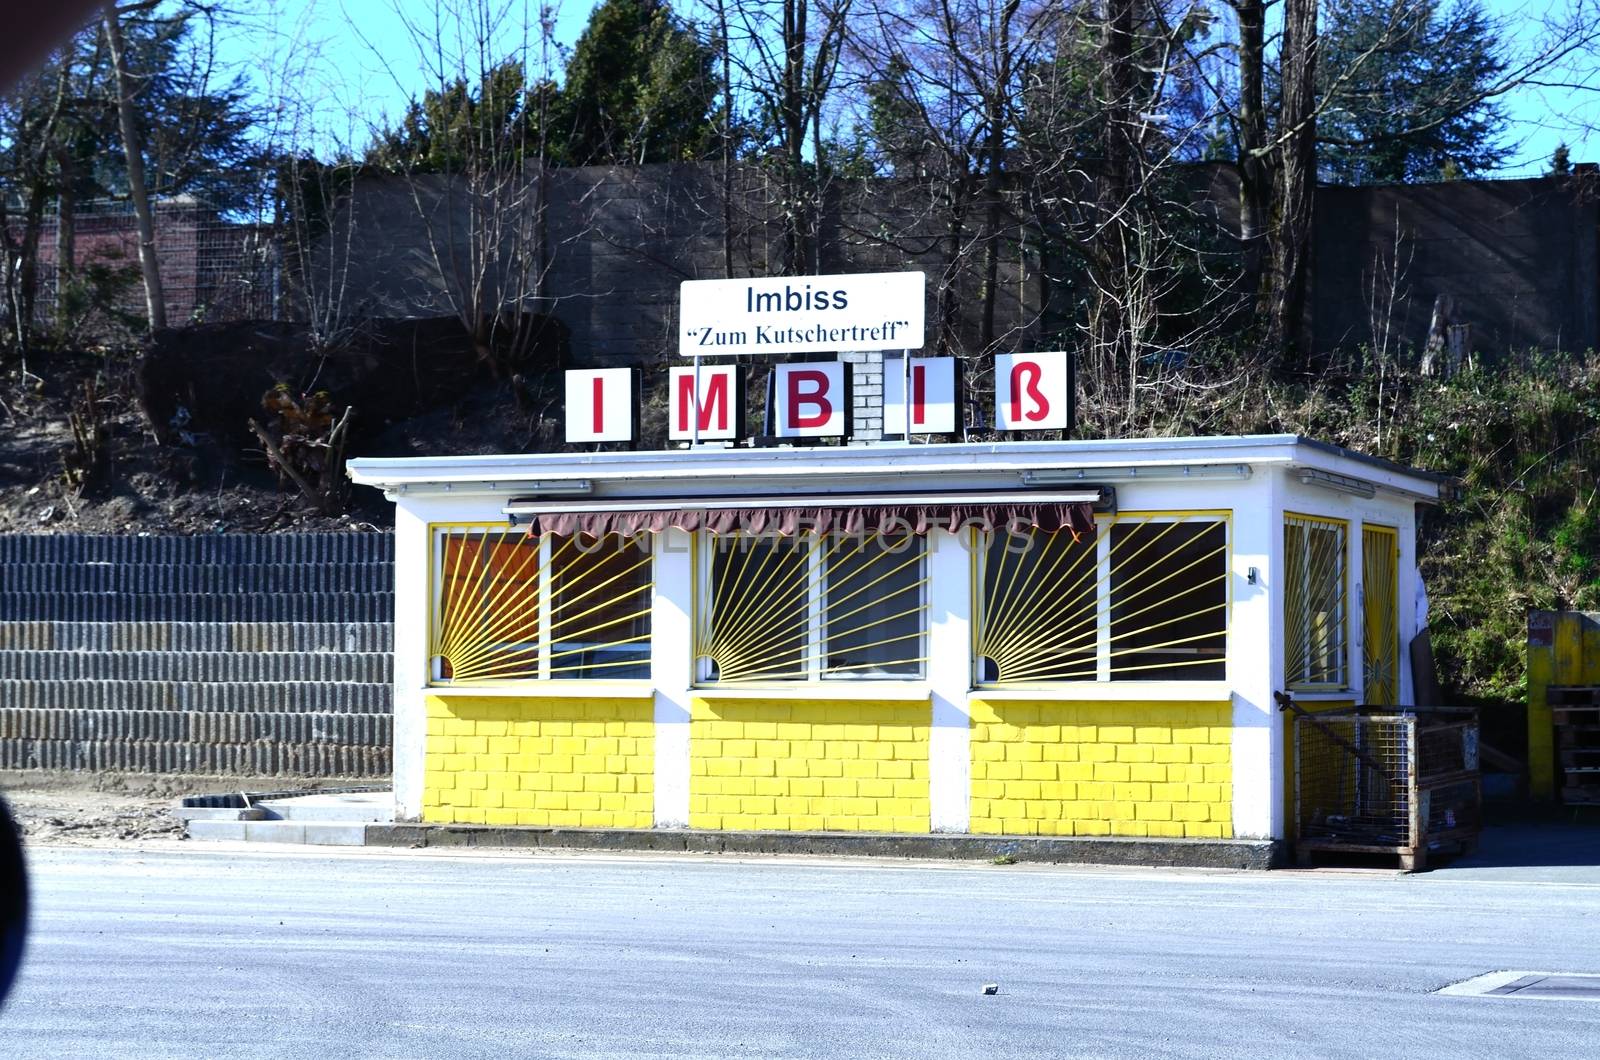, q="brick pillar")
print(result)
[842,350,885,441]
